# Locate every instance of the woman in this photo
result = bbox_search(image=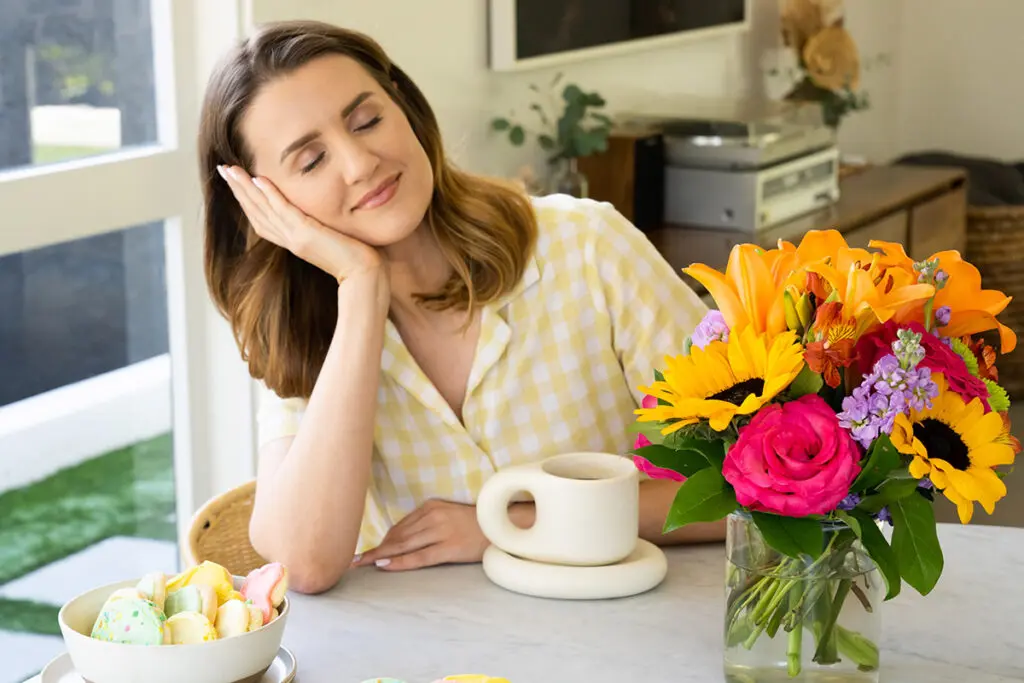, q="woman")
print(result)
[199,19,721,594]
